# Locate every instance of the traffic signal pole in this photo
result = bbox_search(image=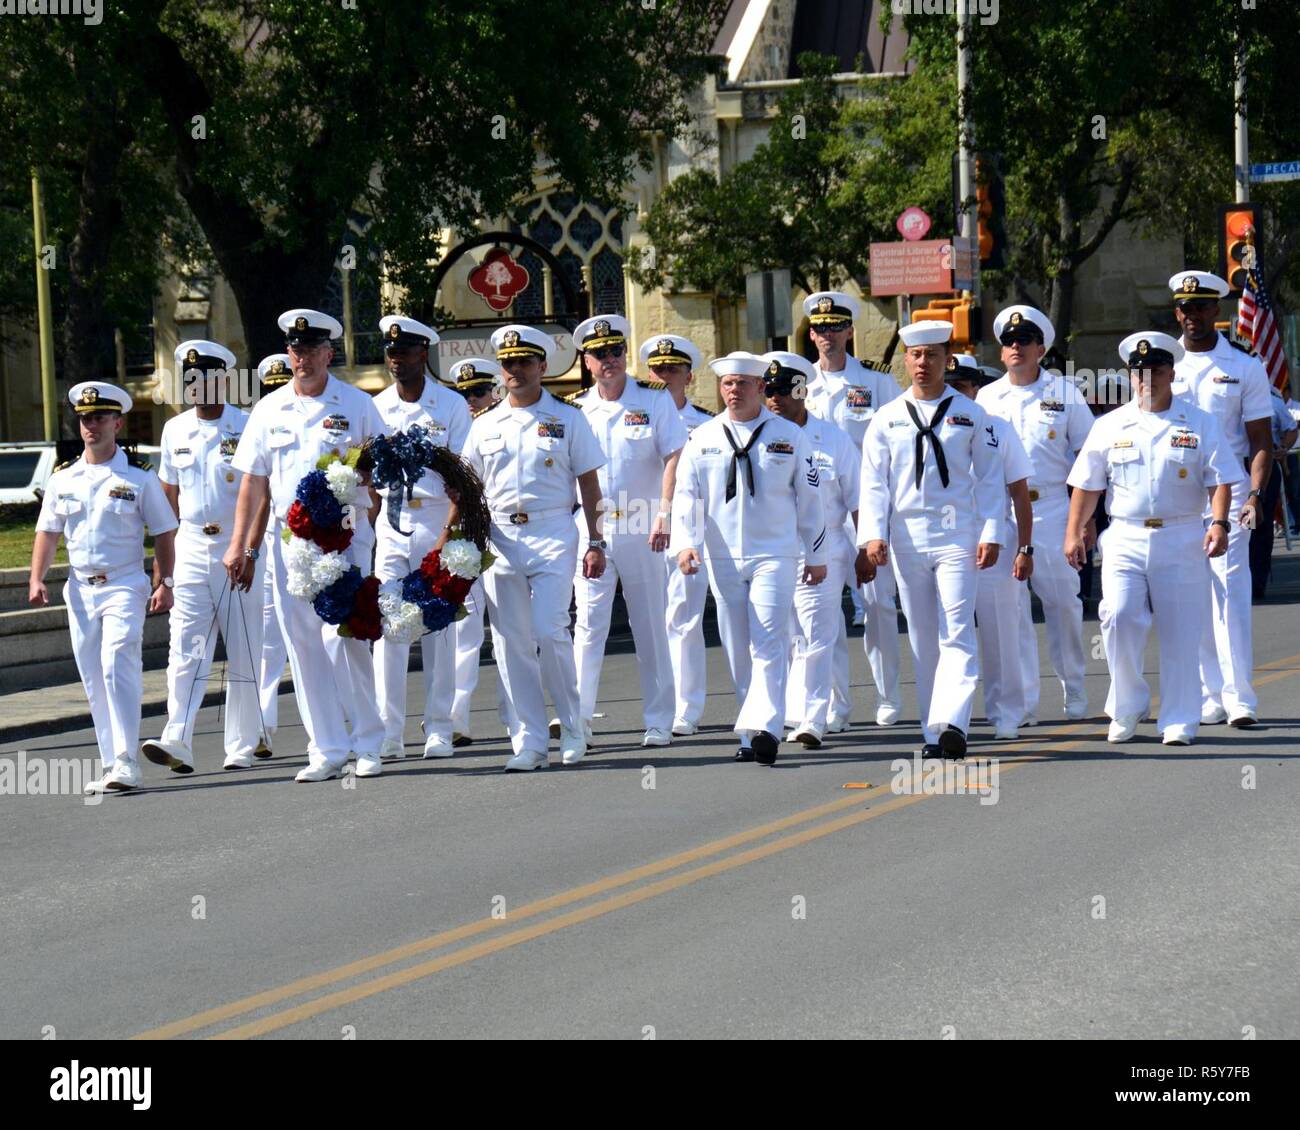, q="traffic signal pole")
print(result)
[1234,22,1249,203]
[956,5,981,351]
